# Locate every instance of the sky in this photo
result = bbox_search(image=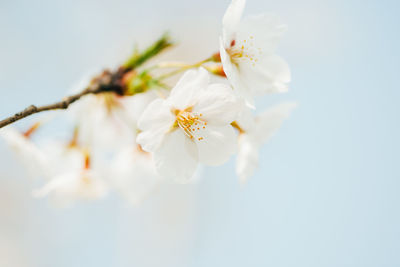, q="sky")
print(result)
[0,0,399,266]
